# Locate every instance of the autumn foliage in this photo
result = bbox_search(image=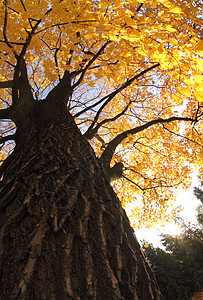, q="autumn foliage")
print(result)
[0,0,202,228]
